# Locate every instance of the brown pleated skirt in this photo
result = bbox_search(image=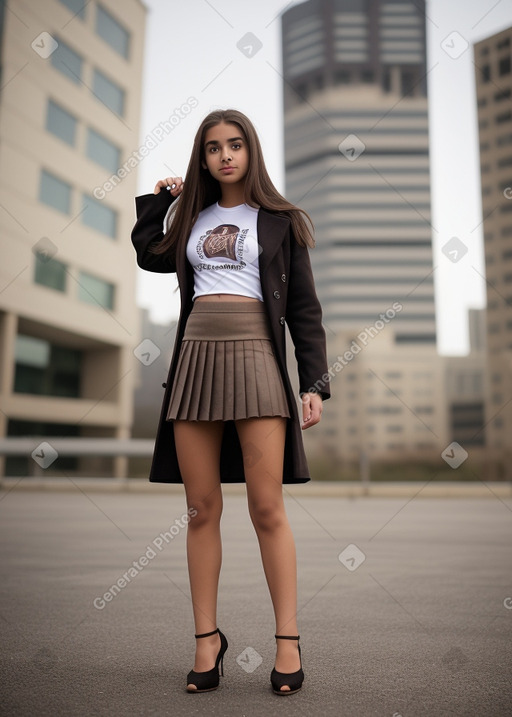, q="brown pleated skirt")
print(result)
[166,301,291,422]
